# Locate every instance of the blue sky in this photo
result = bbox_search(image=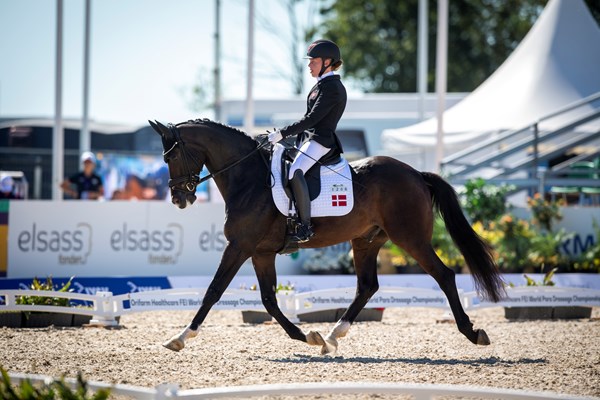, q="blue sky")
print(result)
[0,0,322,126]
